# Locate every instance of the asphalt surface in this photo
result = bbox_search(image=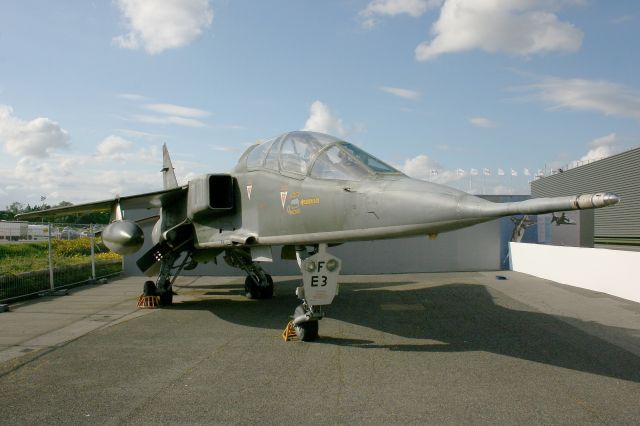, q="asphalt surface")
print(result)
[1,271,640,425]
